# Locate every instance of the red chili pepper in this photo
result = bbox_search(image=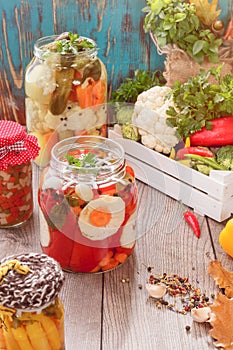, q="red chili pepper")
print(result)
[184,211,201,239]
[190,116,233,147]
[176,146,214,159]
